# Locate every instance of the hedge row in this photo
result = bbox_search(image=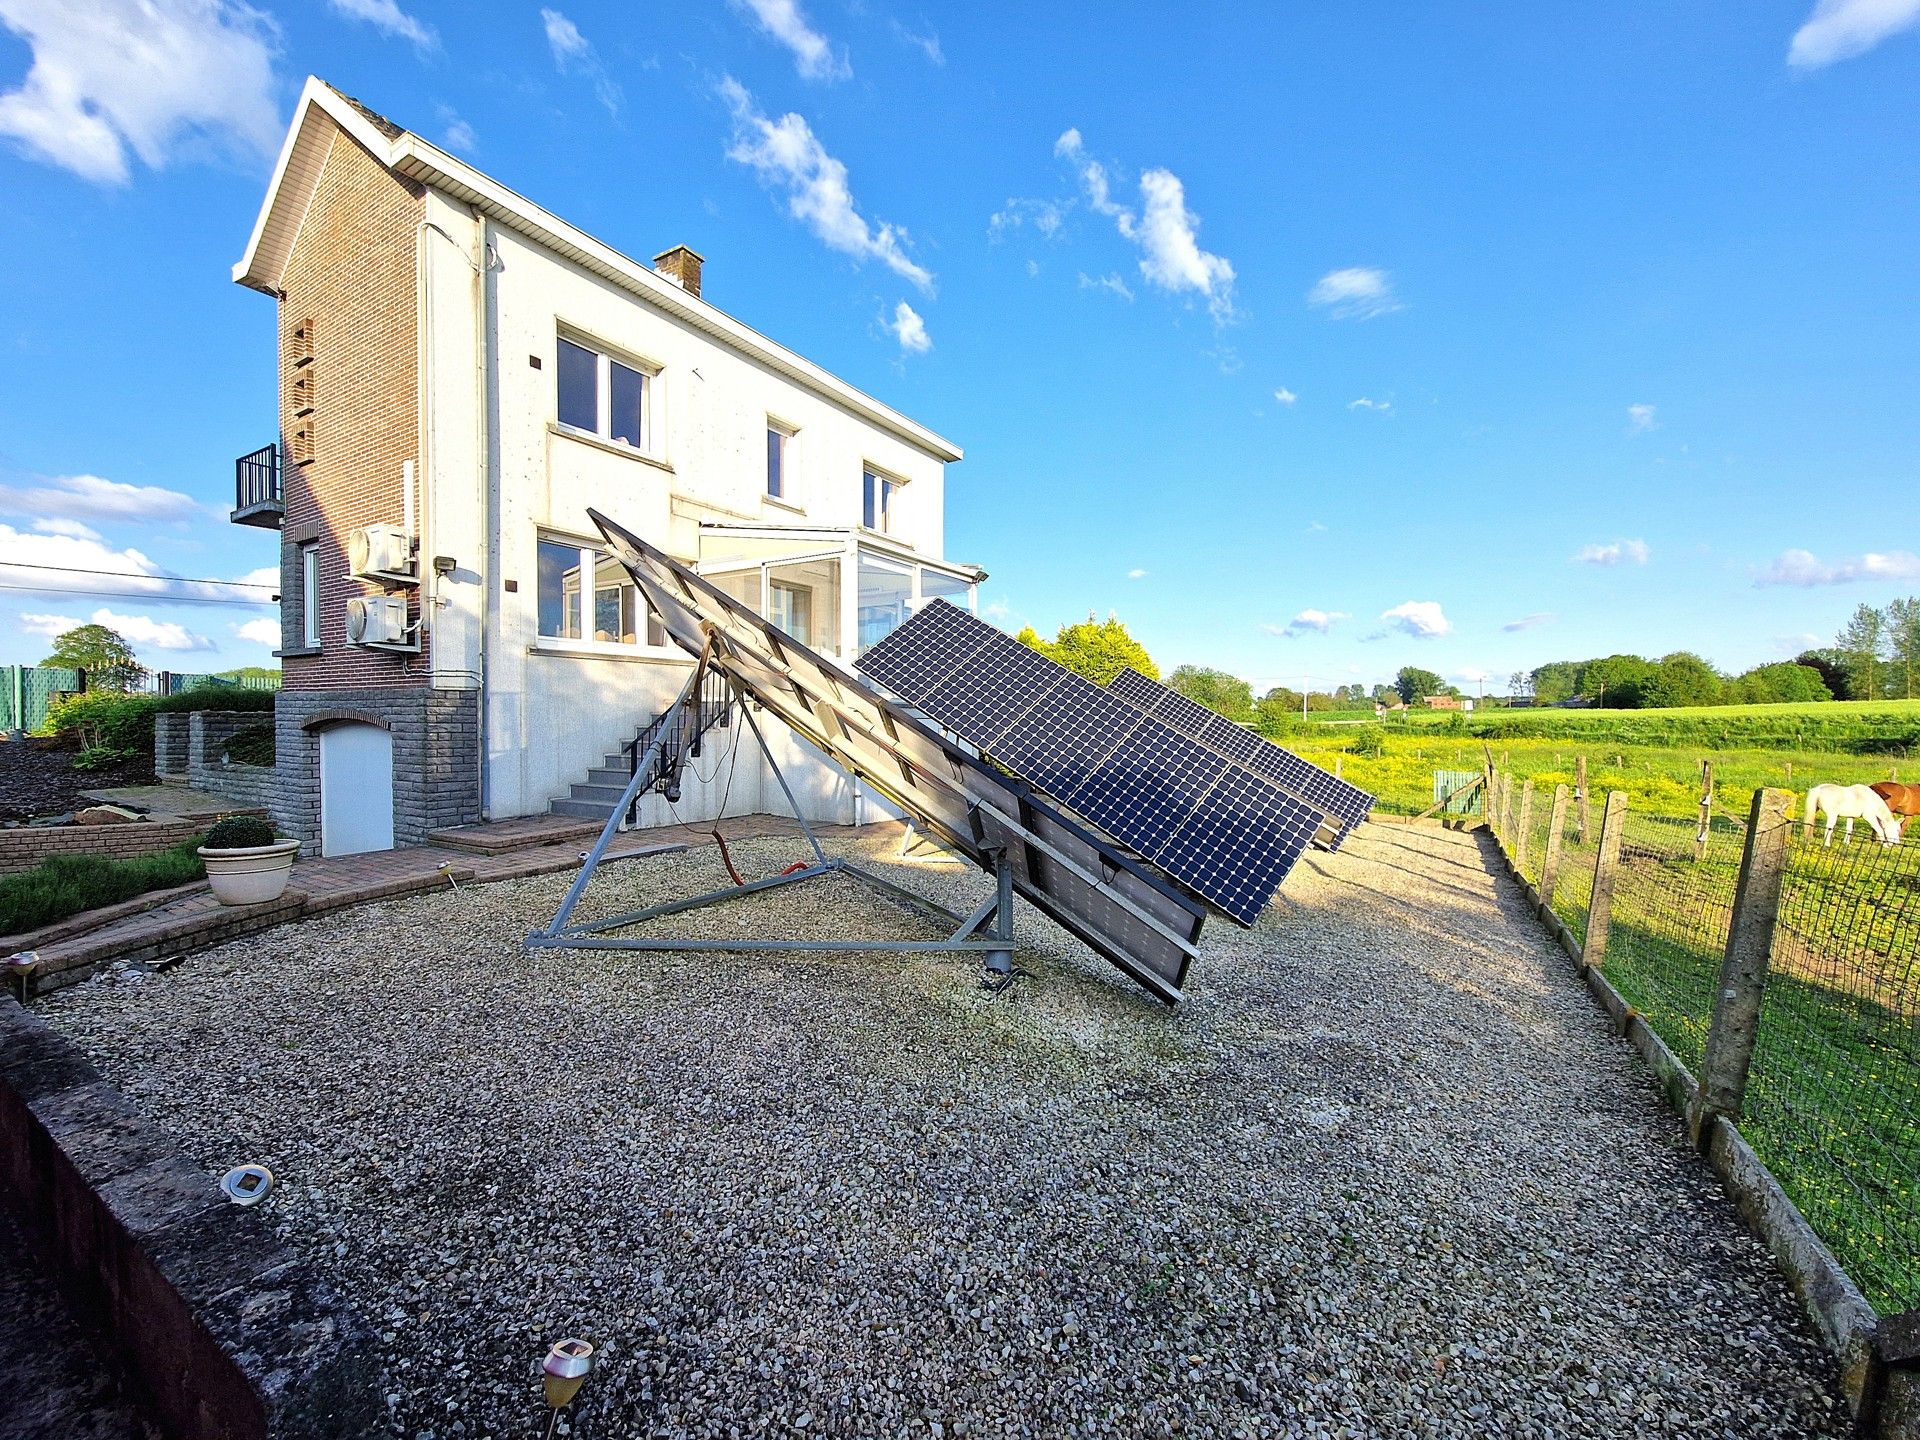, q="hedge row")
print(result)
[43,688,277,754]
